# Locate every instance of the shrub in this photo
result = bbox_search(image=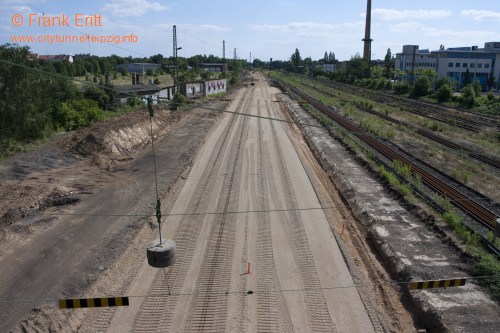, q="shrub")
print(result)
[472,254,500,299]
[473,80,481,97]
[376,79,386,90]
[460,85,475,108]
[410,76,430,98]
[56,99,104,131]
[394,82,410,95]
[436,84,453,103]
